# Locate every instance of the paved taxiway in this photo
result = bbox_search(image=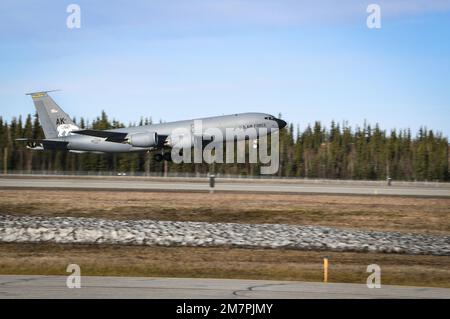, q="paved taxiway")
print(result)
[1,275,449,299]
[0,176,449,197]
